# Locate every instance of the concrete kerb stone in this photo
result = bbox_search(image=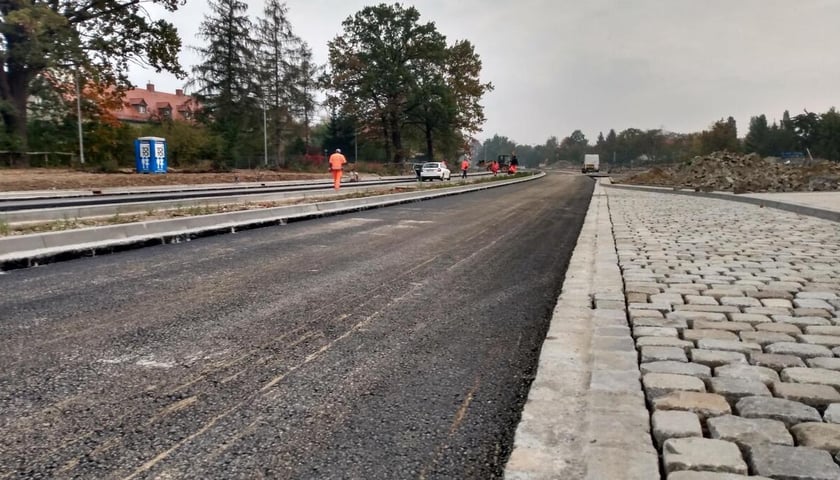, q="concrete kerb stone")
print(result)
[585,181,658,475]
[506,175,598,479]
[508,178,658,479]
[0,173,543,271]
